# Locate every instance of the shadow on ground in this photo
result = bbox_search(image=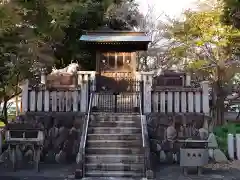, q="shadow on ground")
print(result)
[0,163,75,179]
[1,162,240,180]
[155,164,240,180]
